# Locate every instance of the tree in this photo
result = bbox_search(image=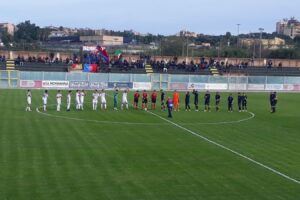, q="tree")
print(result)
[0,30,13,46]
[14,20,40,42]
